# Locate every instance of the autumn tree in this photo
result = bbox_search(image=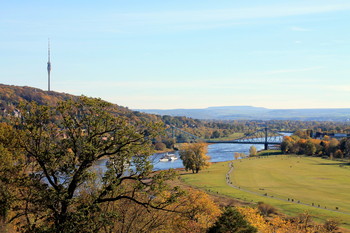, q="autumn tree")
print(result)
[234,152,241,160]
[0,123,25,232]
[154,142,167,151]
[174,188,221,232]
[334,149,344,159]
[179,143,210,173]
[294,130,310,139]
[249,146,257,157]
[339,138,350,157]
[281,136,294,154]
[304,140,316,155]
[327,138,339,156]
[208,207,257,233]
[323,135,330,141]
[91,188,221,233]
[2,97,182,232]
[211,130,221,139]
